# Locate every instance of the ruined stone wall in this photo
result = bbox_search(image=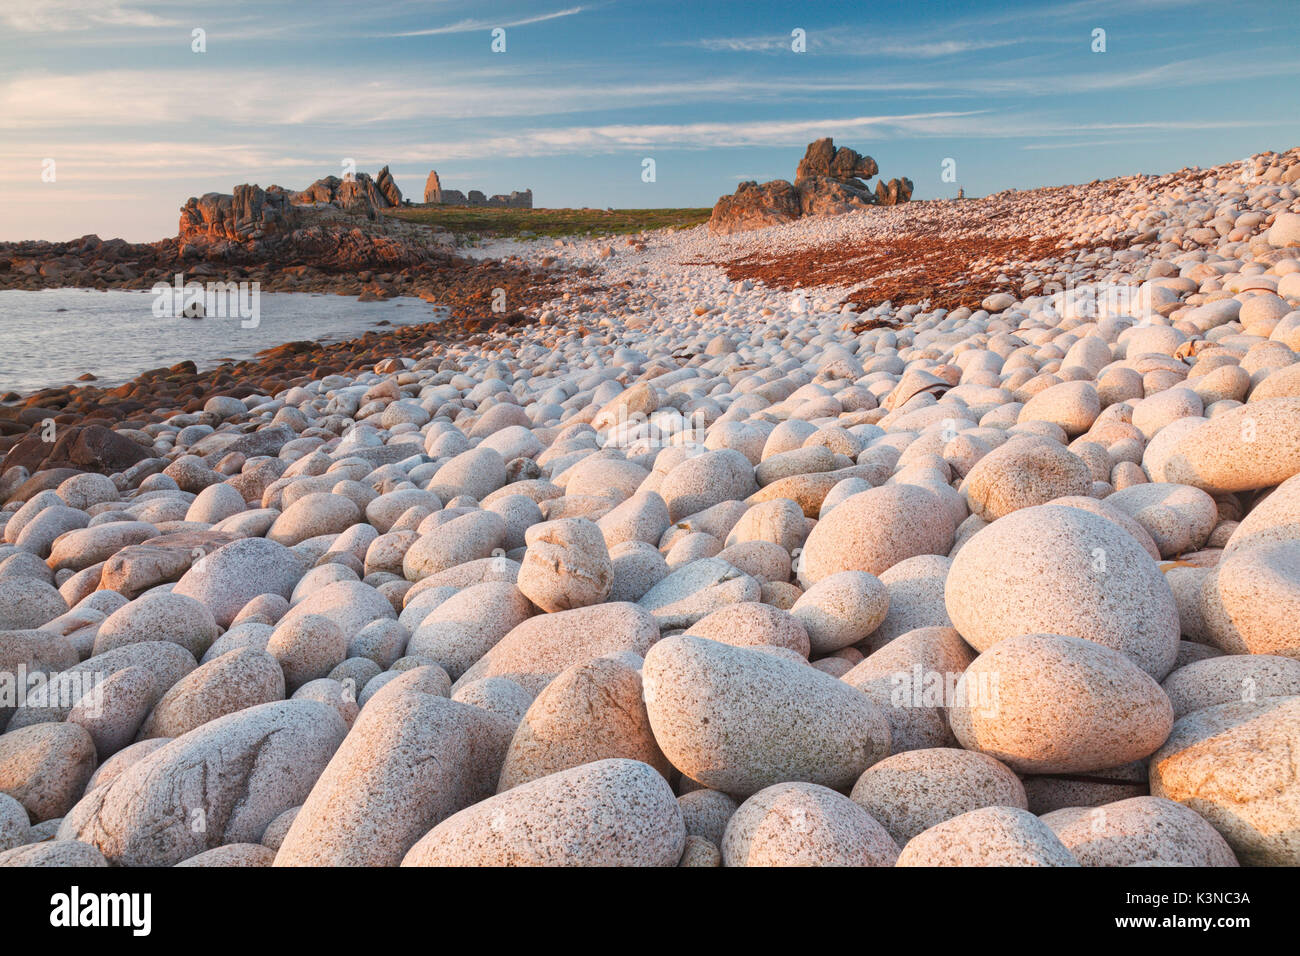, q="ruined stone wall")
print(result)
[424,172,532,208]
